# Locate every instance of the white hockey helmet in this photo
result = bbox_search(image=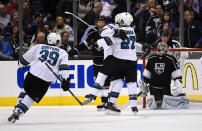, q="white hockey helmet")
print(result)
[47,32,61,45]
[158,42,168,55]
[115,12,133,26]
